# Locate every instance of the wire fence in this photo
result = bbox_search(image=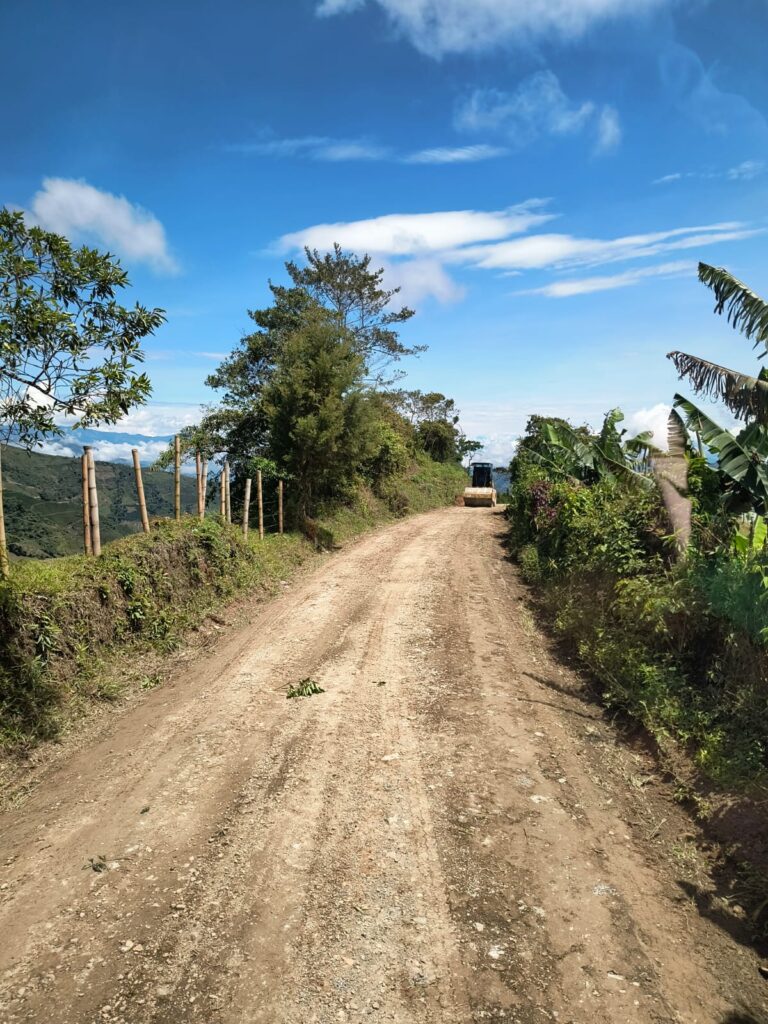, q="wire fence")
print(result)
[0,441,296,567]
